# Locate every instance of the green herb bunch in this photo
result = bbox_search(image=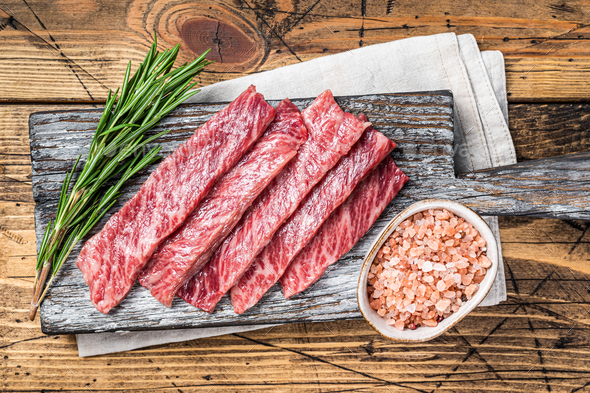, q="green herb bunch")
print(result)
[30,36,212,320]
